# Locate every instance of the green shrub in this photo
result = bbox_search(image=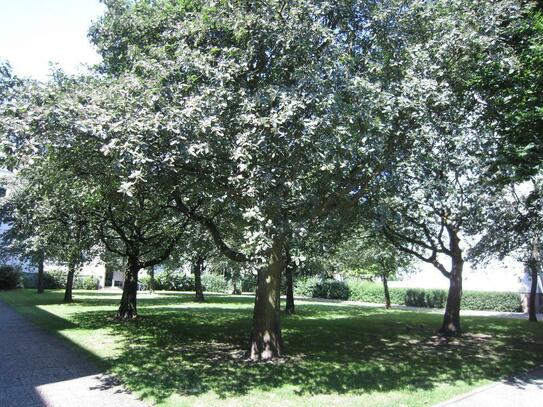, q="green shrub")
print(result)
[44,269,67,289]
[317,279,350,300]
[294,277,350,300]
[294,276,322,297]
[155,272,194,291]
[201,273,229,292]
[296,277,523,312]
[462,290,523,312]
[0,265,22,290]
[74,276,99,290]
